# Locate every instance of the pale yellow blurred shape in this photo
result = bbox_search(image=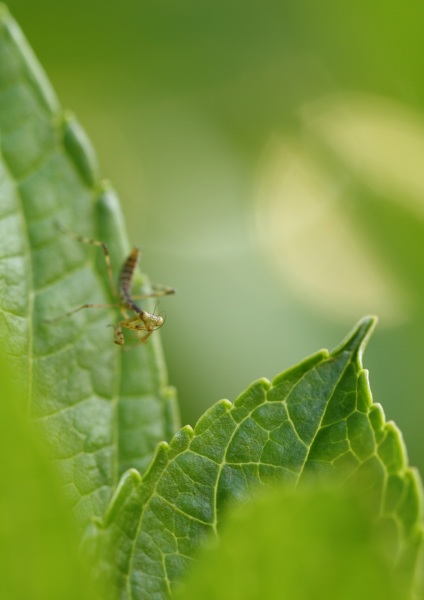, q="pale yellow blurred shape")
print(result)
[303,93,424,219]
[255,140,406,323]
